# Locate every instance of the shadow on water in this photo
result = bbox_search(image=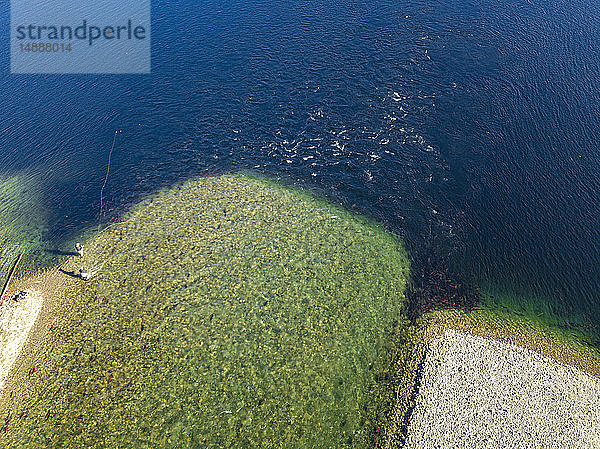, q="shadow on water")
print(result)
[58,268,80,279]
